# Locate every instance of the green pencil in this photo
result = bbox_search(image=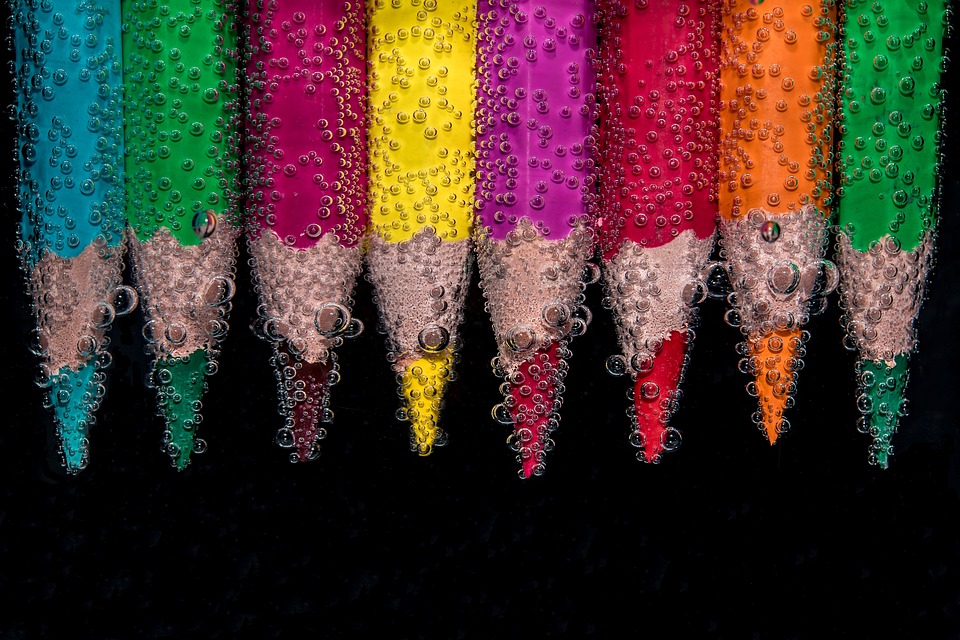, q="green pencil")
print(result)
[836,0,951,467]
[122,0,242,469]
